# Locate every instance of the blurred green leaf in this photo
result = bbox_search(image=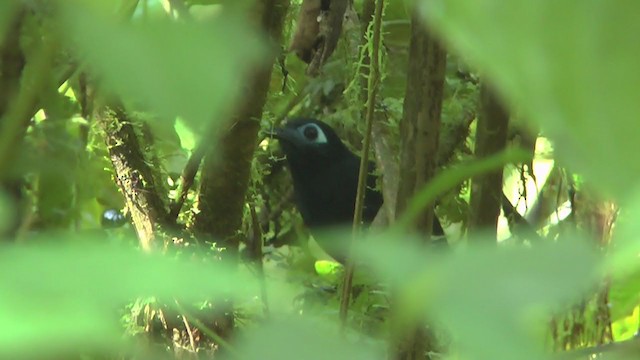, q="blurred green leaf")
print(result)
[0,192,14,235]
[420,0,640,200]
[610,270,640,322]
[58,3,267,129]
[0,240,258,355]
[0,2,18,42]
[396,147,531,229]
[175,117,196,151]
[357,236,600,359]
[233,317,384,360]
[608,191,640,320]
[611,306,639,341]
